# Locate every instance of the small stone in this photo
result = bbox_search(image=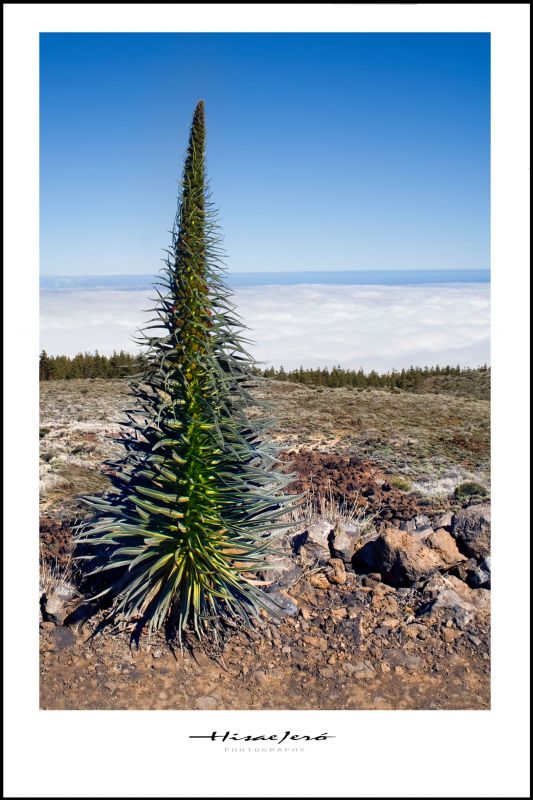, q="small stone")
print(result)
[302,635,328,651]
[265,589,299,619]
[300,607,311,620]
[352,661,375,679]
[196,695,217,710]
[380,662,391,673]
[442,628,462,642]
[264,557,304,589]
[152,649,162,659]
[403,623,425,639]
[341,615,365,646]
[328,558,347,585]
[469,565,491,588]
[403,654,424,670]
[381,596,399,614]
[309,573,330,590]
[327,654,337,665]
[319,667,335,678]
[40,583,77,625]
[47,626,76,651]
[330,607,348,620]
[158,691,168,700]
